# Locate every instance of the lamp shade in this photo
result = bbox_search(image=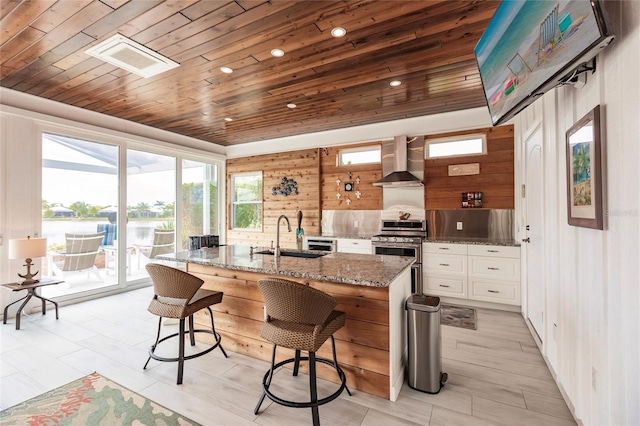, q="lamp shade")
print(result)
[8,237,47,260]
